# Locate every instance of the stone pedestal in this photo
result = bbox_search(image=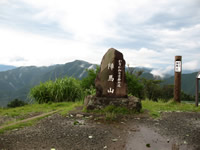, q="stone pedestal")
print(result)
[84,95,142,112]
